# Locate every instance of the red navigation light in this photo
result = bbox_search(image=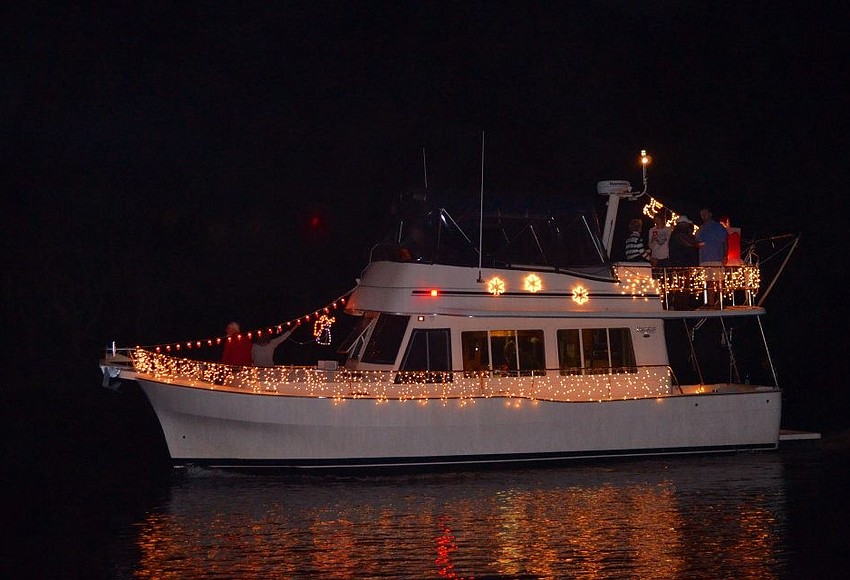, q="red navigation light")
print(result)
[430,289,439,297]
